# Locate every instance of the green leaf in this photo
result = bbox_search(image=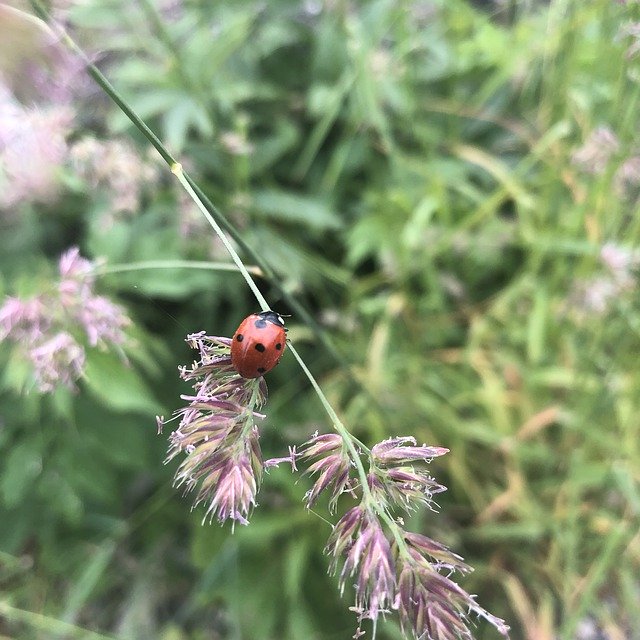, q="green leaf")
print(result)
[252,190,342,230]
[1,443,42,507]
[83,350,158,415]
[62,541,117,623]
